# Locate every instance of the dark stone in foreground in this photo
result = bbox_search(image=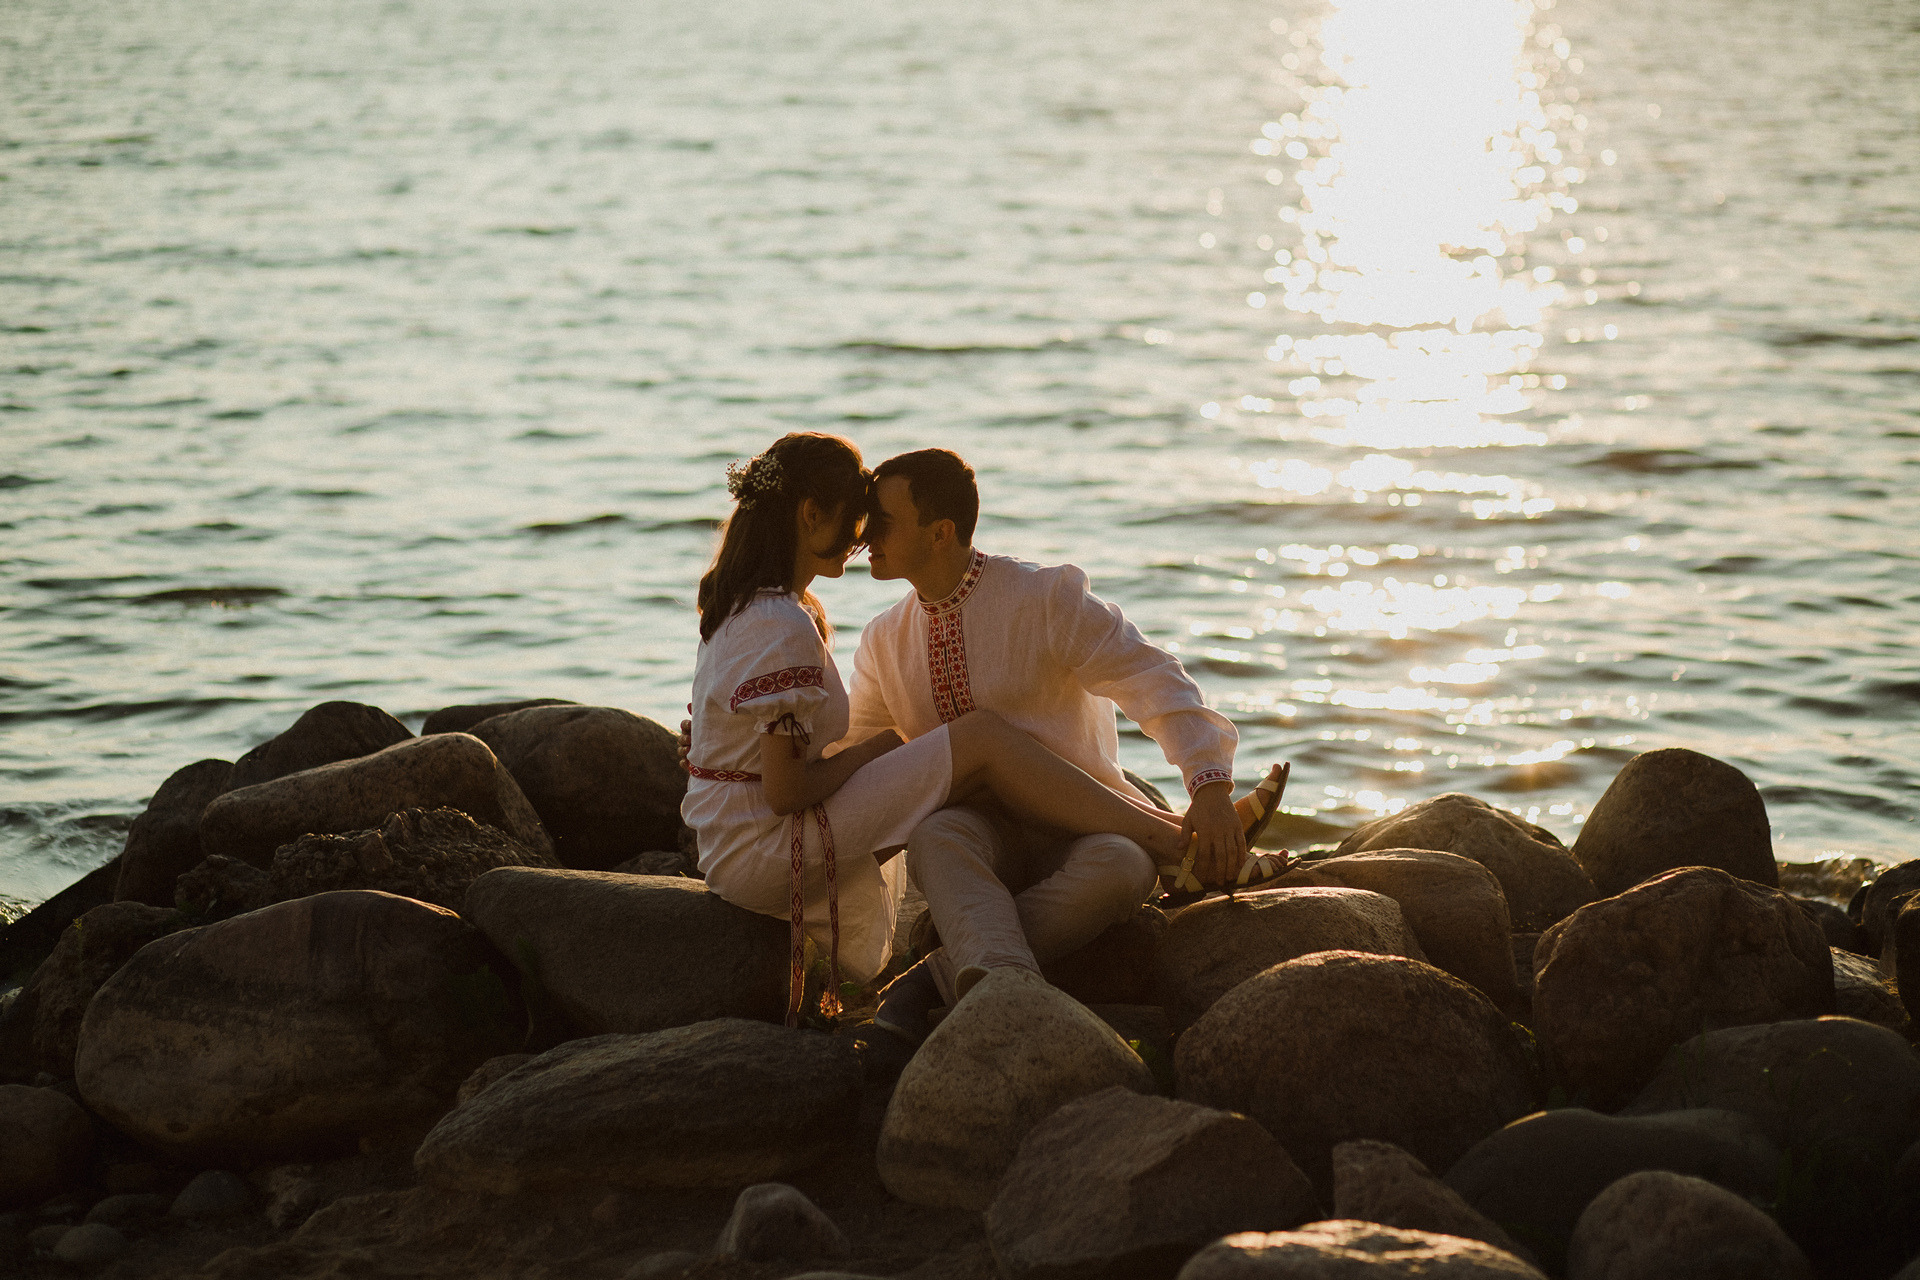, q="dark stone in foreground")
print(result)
[1176,1222,1545,1278]
[716,1182,851,1263]
[414,1019,862,1193]
[1566,1170,1812,1280]
[1175,951,1535,1194]
[114,758,233,907]
[463,867,788,1034]
[227,701,413,792]
[1531,866,1834,1109]
[76,891,522,1161]
[1331,1140,1531,1264]
[1572,747,1777,897]
[421,698,576,737]
[1442,1107,1782,1274]
[6,901,188,1078]
[987,1086,1316,1280]
[0,1083,93,1207]
[1864,860,1920,955]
